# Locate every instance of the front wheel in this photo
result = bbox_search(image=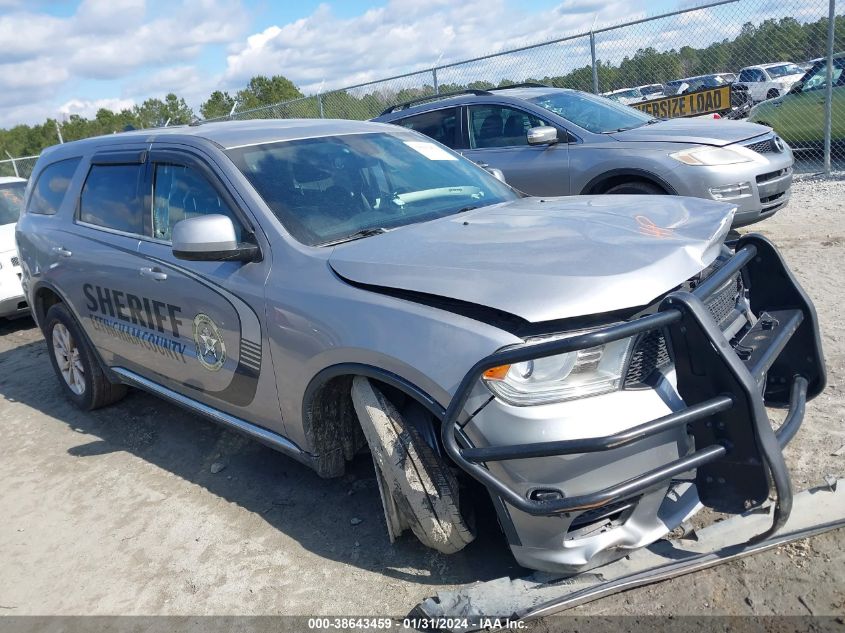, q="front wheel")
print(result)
[604,181,665,195]
[44,303,127,410]
[351,376,475,554]
[766,88,780,100]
